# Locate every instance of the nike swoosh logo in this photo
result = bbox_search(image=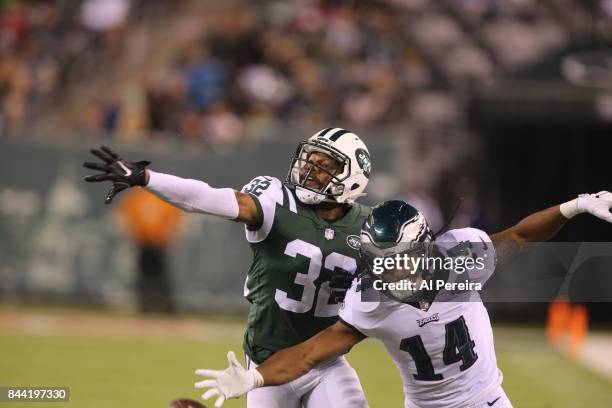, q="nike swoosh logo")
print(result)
[118,161,132,176]
[487,396,501,406]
